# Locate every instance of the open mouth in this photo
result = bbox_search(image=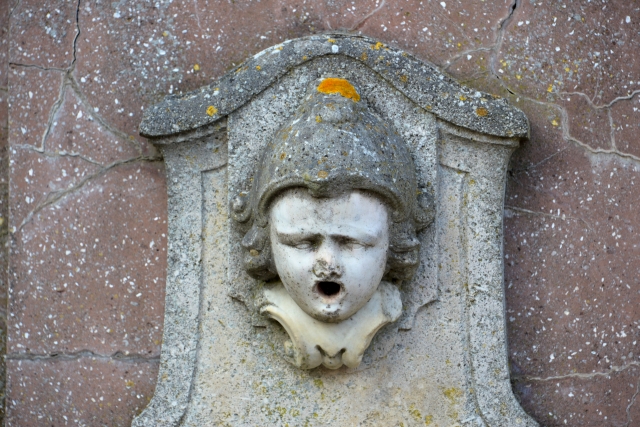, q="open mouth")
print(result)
[315,281,342,299]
